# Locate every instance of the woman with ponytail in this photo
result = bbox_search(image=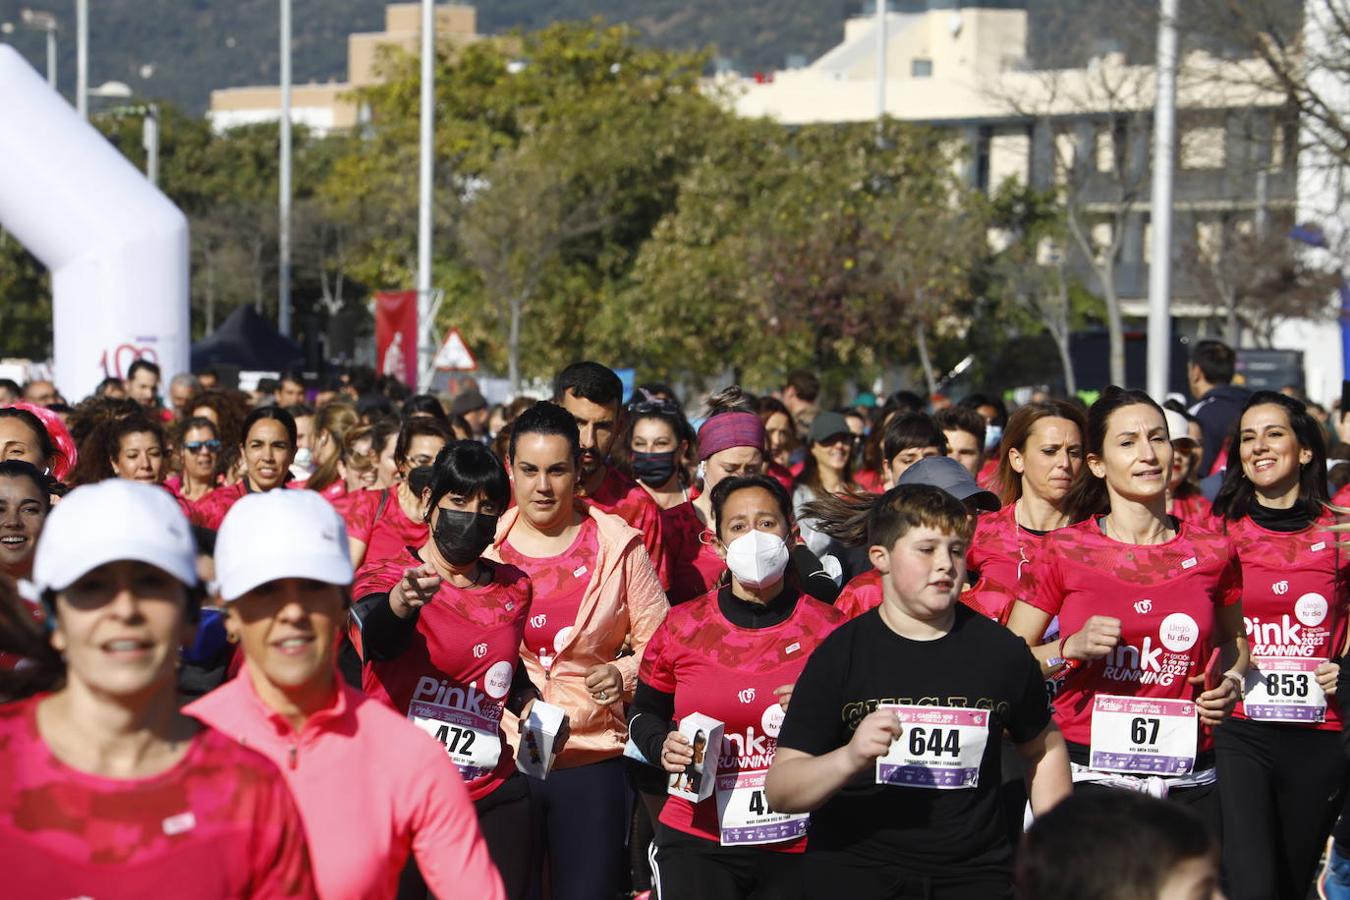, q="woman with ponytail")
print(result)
[1006,387,1248,830]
